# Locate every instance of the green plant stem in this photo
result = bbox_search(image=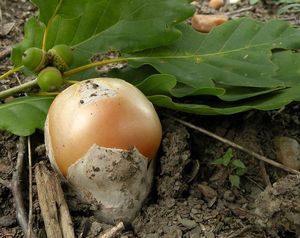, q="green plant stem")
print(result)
[0,79,38,98]
[29,91,58,96]
[0,57,133,98]
[63,57,129,77]
[0,66,24,81]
